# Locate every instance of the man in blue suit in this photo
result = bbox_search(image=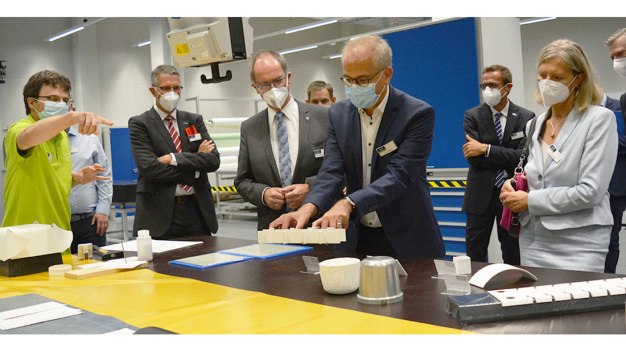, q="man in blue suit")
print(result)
[604,28,626,273]
[270,35,445,259]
